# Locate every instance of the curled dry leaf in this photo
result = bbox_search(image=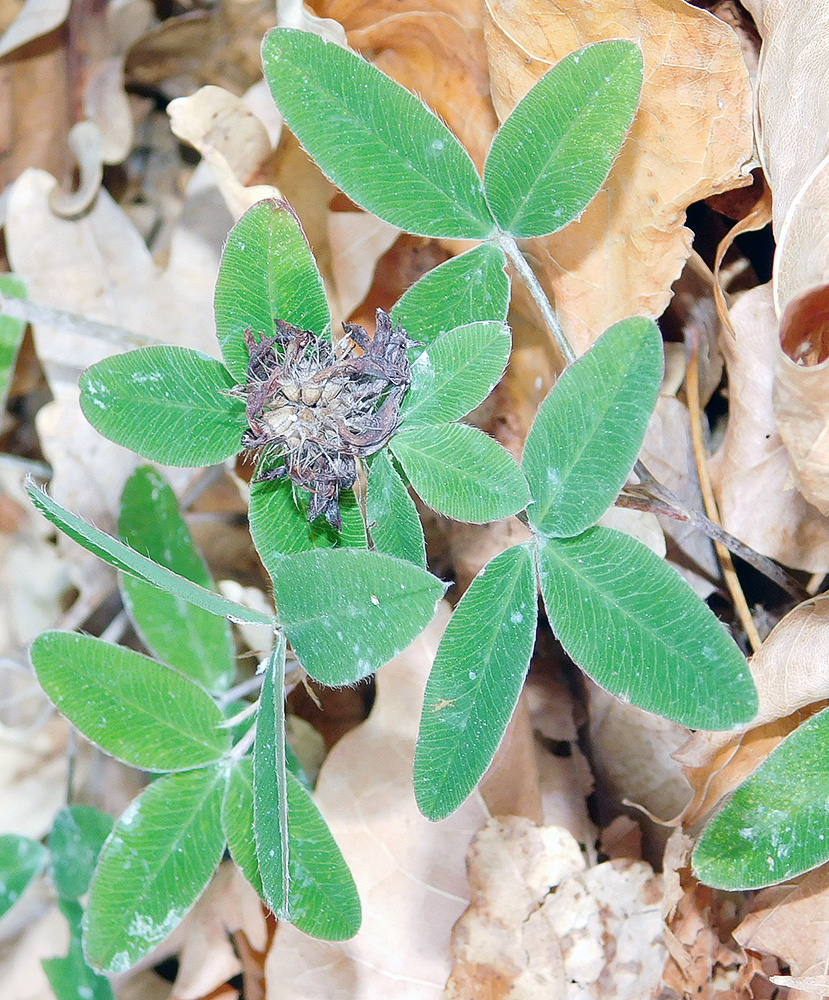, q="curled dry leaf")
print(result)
[0,0,70,58]
[264,605,490,998]
[445,816,666,1000]
[483,0,754,353]
[168,85,281,220]
[709,284,829,572]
